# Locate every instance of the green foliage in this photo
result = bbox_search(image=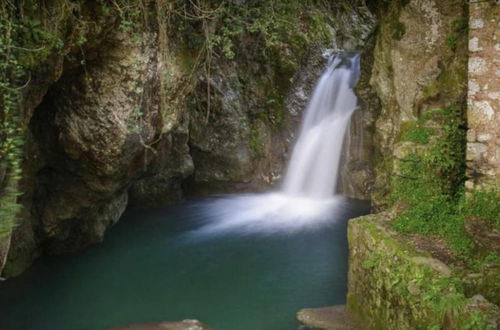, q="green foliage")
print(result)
[462,310,490,330]
[446,35,457,51]
[249,127,263,158]
[393,106,498,260]
[0,0,74,240]
[391,106,473,256]
[209,0,331,61]
[167,0,332,125]
[469,252,500,272]
[399,120,433,144]
[424,107,466,193]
